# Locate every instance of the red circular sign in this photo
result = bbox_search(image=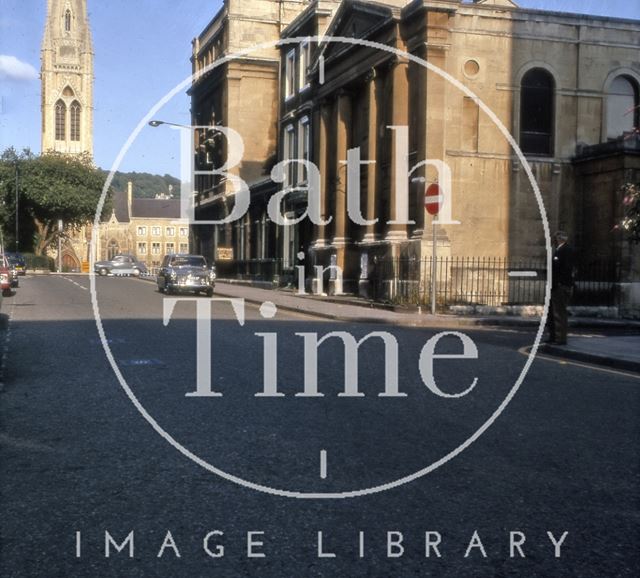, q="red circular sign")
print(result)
[425,183,440,215]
